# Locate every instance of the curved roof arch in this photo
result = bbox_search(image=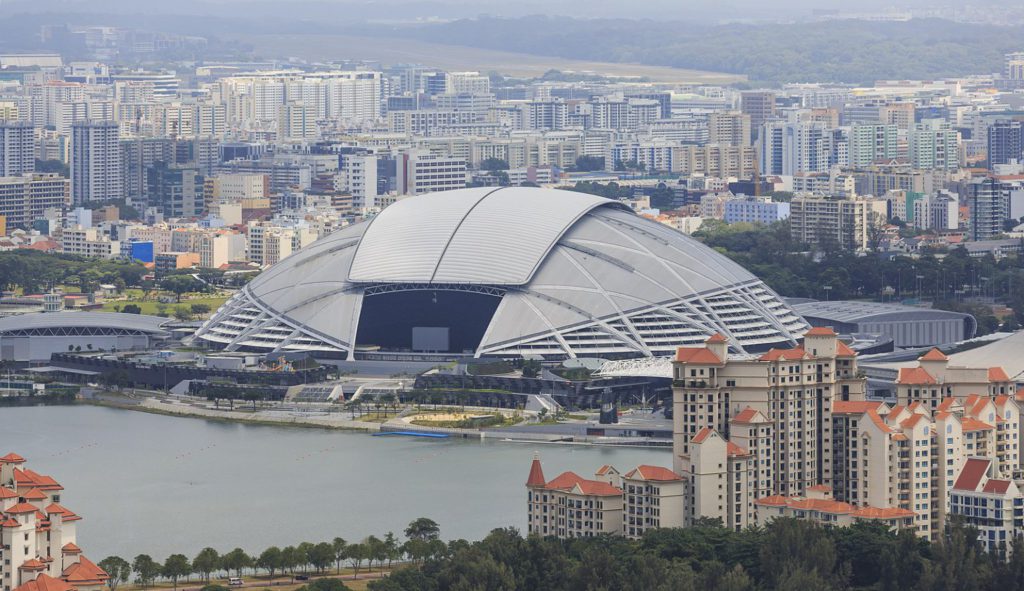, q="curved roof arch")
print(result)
[347,187,630,285]
[195,188,808,359]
